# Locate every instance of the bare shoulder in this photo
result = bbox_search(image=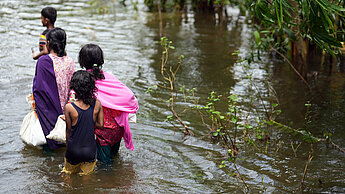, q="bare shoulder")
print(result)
[65,103,73,112]
[95,99,101,106]
[65,103,78,114]
[95,100,102,110]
